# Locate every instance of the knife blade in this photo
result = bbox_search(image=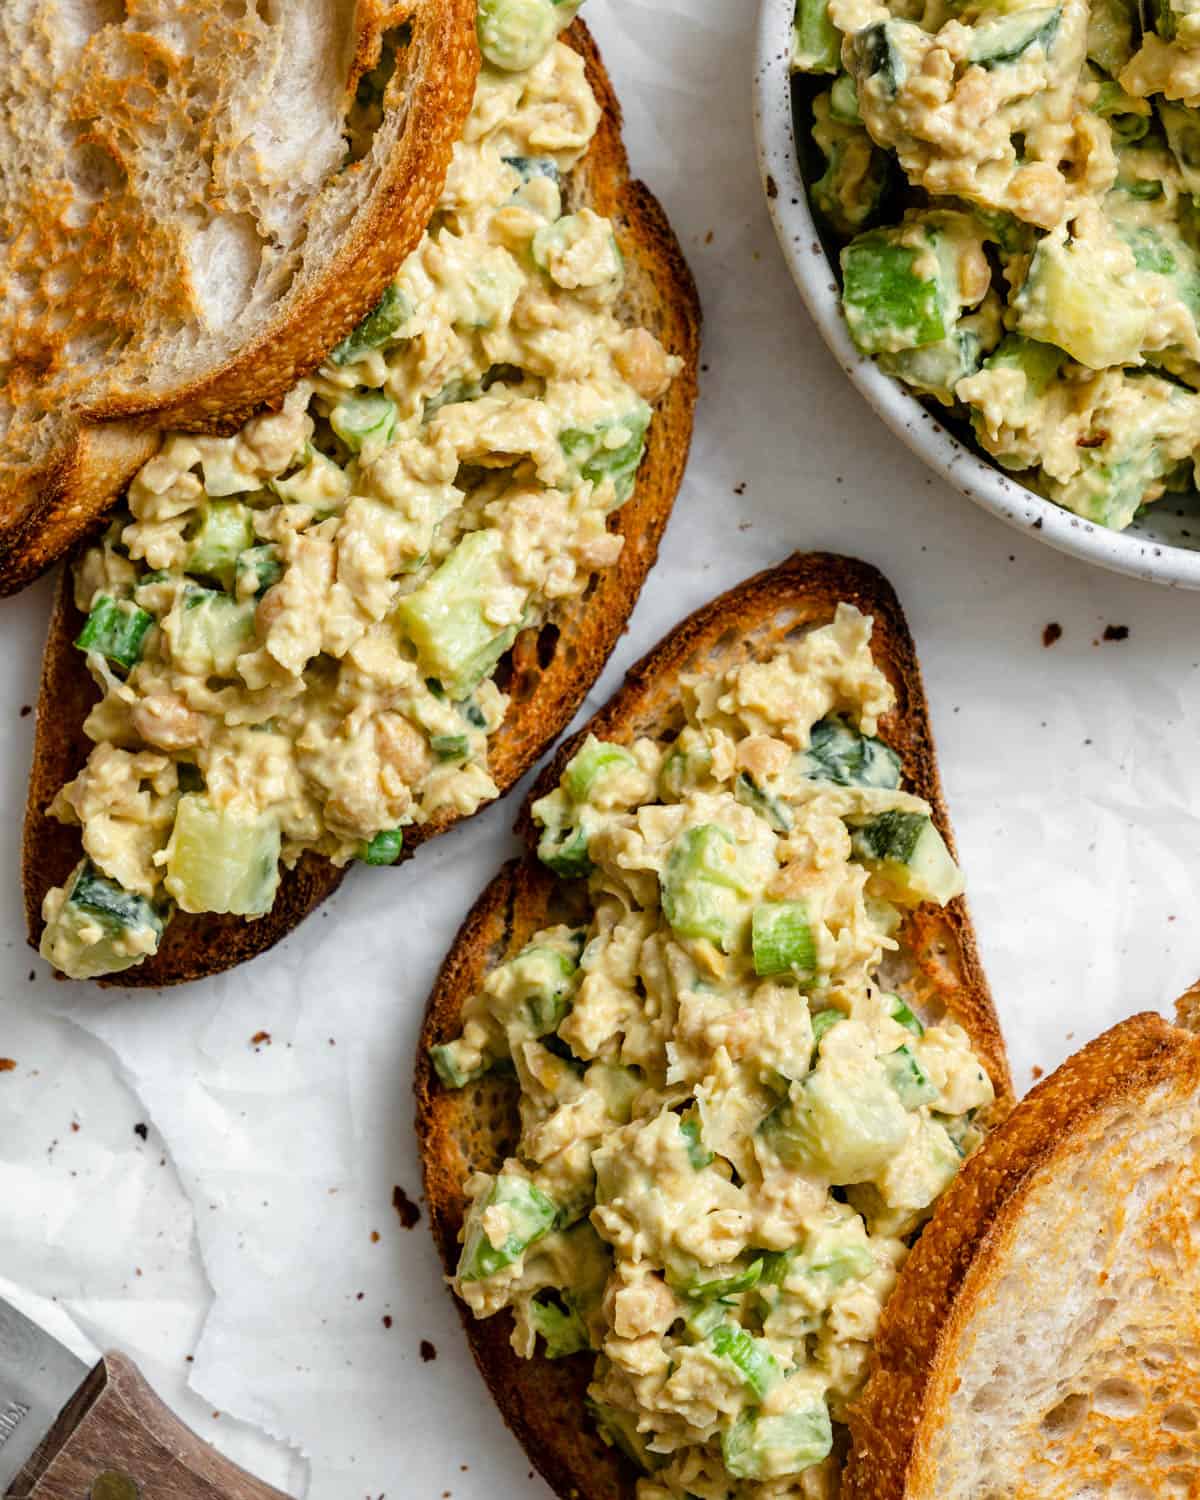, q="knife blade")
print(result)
[0,1298,87,1492]
[0,1293,289,1499]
